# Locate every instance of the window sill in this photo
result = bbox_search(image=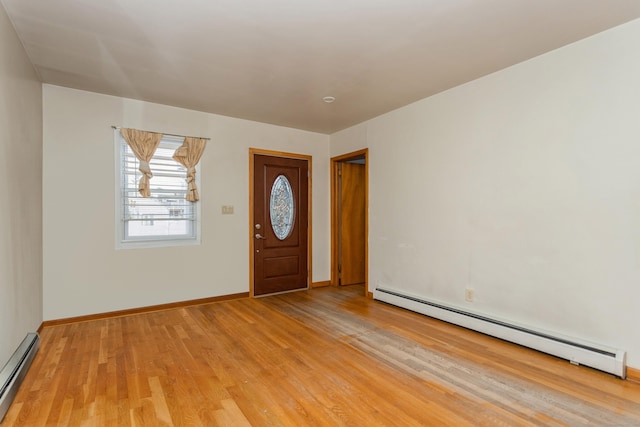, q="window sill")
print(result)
[116,237,200,250]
